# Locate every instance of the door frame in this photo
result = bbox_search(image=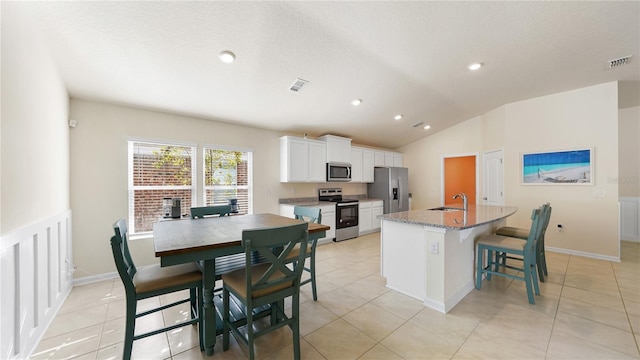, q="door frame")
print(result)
[482,148,505,205]
[440,152,480,206]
